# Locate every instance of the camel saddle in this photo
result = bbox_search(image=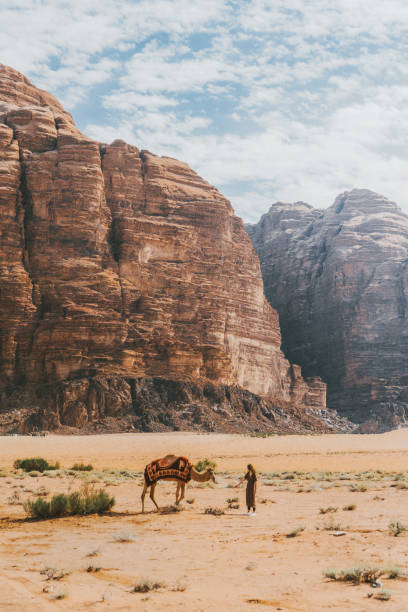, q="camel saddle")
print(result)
[144,455,192,486]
